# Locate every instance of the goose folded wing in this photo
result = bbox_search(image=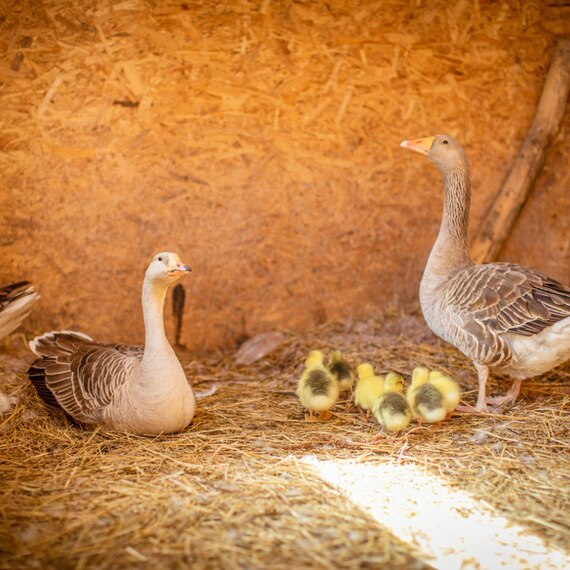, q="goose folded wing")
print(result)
[105,343,145,358]
[31,343,138,424]
[450,263,570,337]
